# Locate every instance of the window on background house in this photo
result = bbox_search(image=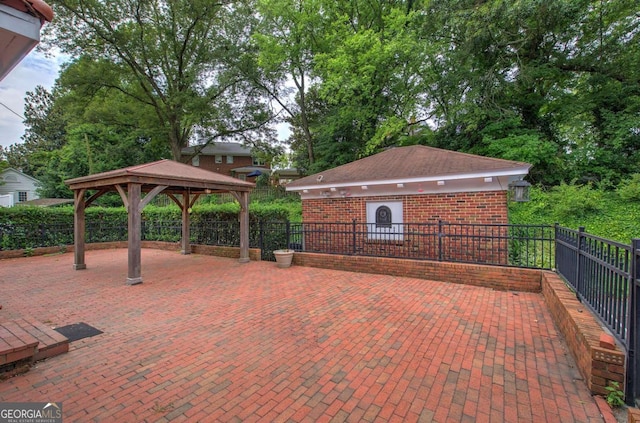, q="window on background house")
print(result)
[226,155,234,164]
[215,155,222,164]
[18,192,27,202]
[192,155,200,166]
[252,157,265,166]
[238,174,246,181]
